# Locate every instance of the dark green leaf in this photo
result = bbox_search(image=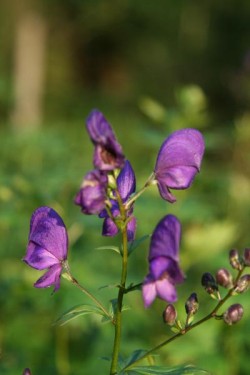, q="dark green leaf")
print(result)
[126,365,210,374]
[54,304,106,326]
[128,234,150,255]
